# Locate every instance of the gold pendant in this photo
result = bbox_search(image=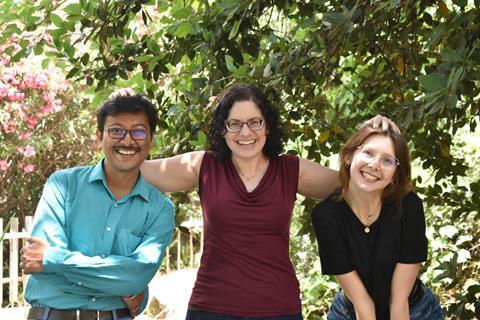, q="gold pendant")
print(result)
[364,226,370,233]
